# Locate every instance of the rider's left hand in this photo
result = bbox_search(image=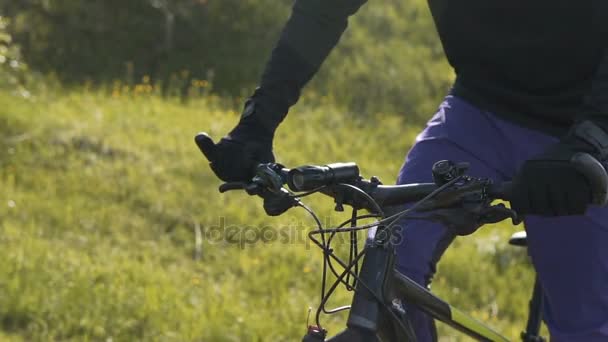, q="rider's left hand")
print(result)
[510,120,608,217]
